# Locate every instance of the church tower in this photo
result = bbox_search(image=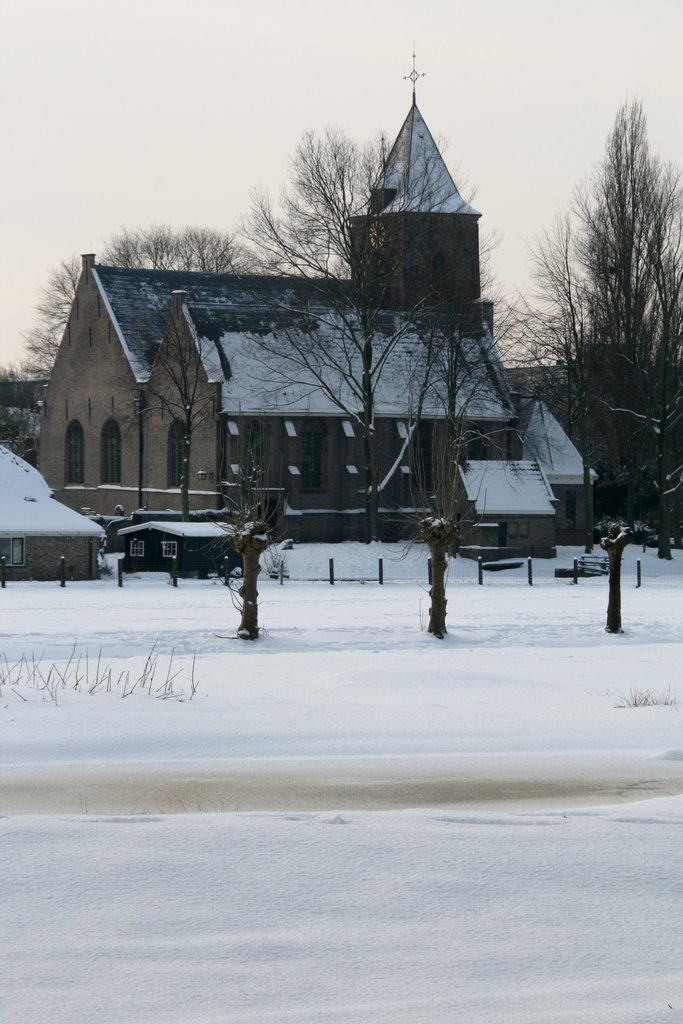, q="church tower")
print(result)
[354,94,482,317]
